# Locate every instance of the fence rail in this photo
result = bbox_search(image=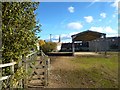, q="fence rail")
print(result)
[0,62,17,68]
[0,60,17,89]
[0,62,16,80]
[0,50,50,89]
